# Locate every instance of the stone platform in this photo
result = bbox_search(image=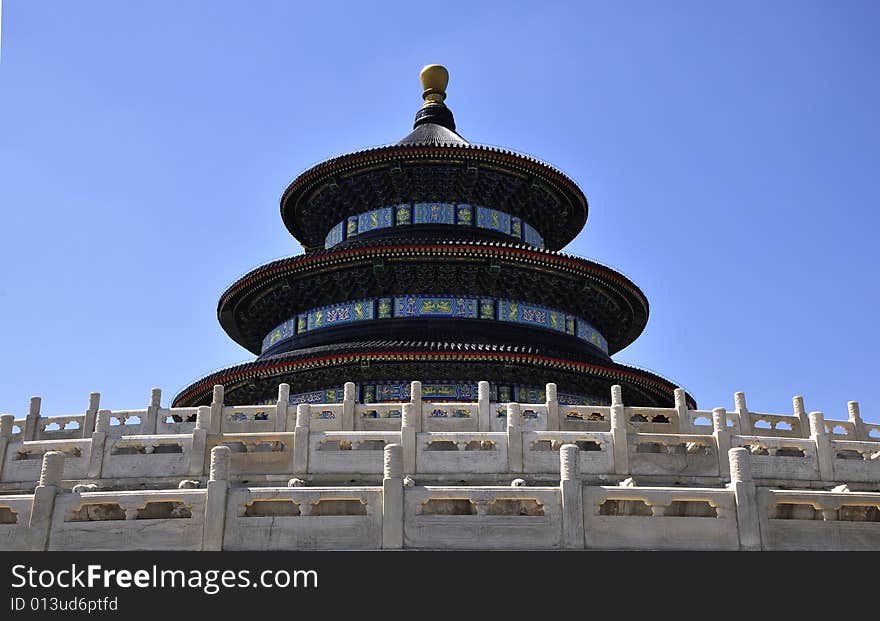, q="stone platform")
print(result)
[1,381,878,550]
